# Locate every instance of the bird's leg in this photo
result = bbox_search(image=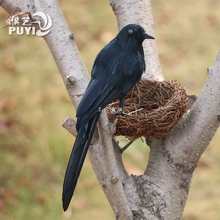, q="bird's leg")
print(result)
[111,98,125,116]
[117,97,130,116]
[118,97,125,114]
[120,139,135,153]
[112,98,126,115]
